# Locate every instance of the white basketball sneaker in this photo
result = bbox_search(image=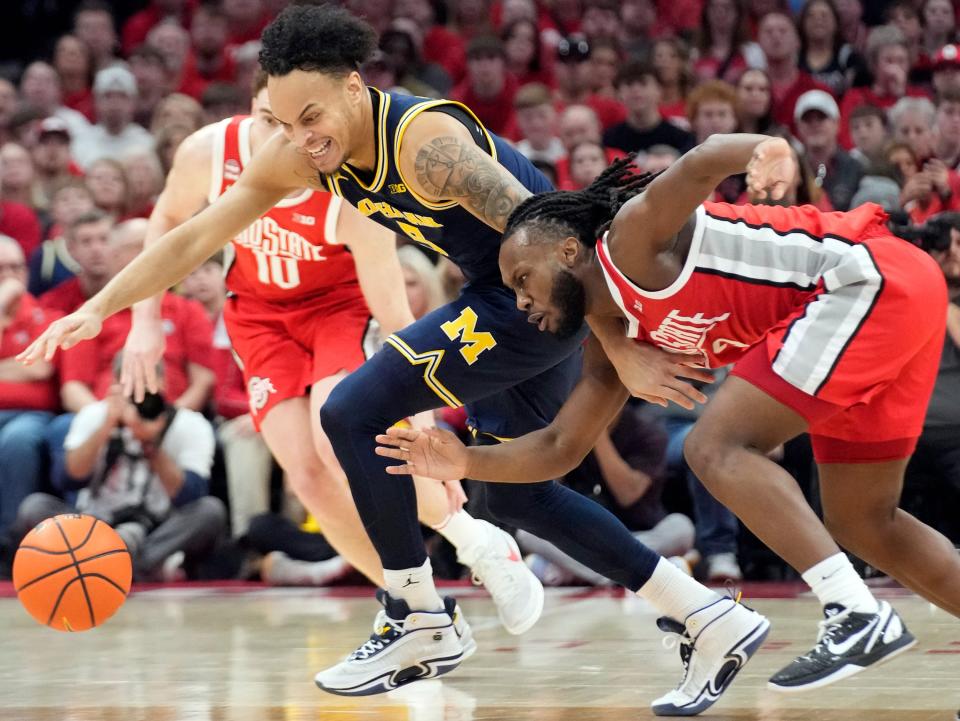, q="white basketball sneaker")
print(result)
[457,519,544,635]
[315,591,464,696]
[652,597,771,716]
[371,593,477,660]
